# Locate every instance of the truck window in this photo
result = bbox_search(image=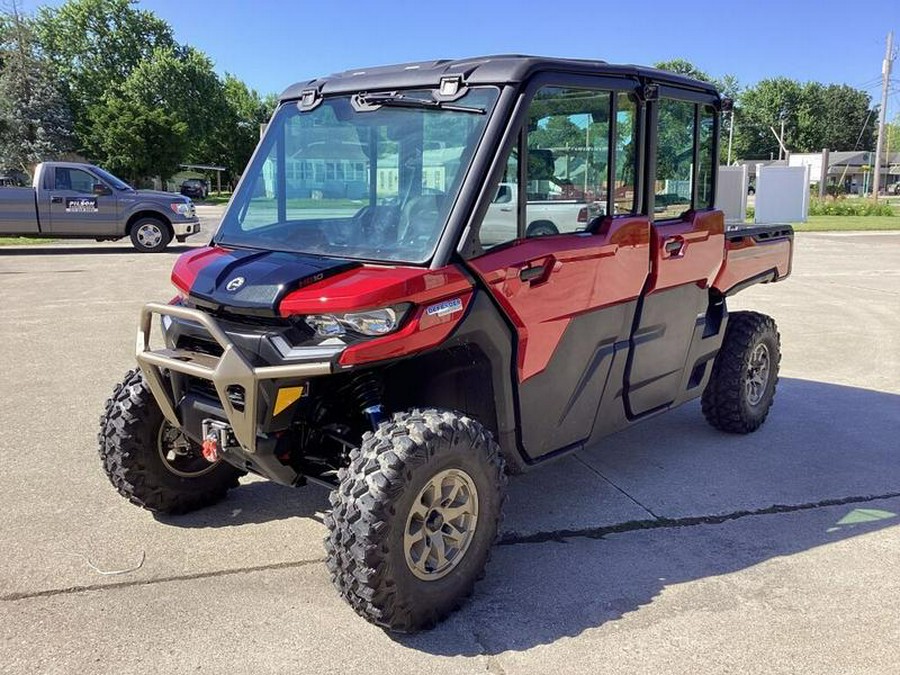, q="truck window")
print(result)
[55,167,96,194]
[697,104,716,209]
[655,98,695,219]
[526,87,610,235]
[613,92,639,215]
